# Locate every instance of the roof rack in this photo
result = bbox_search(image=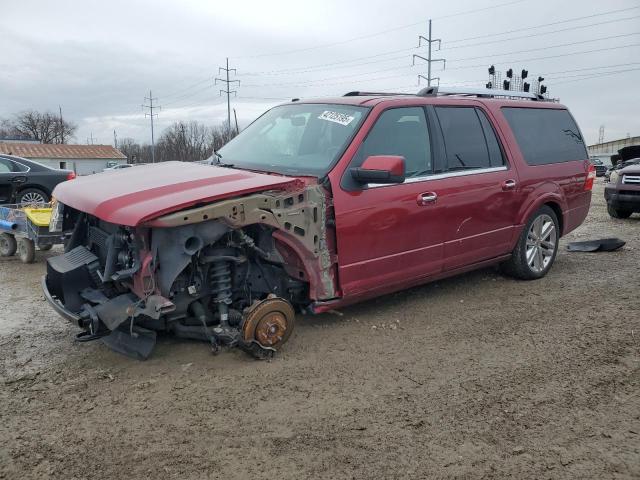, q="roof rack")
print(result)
[343,91,414,97]
[417,86,546,101]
